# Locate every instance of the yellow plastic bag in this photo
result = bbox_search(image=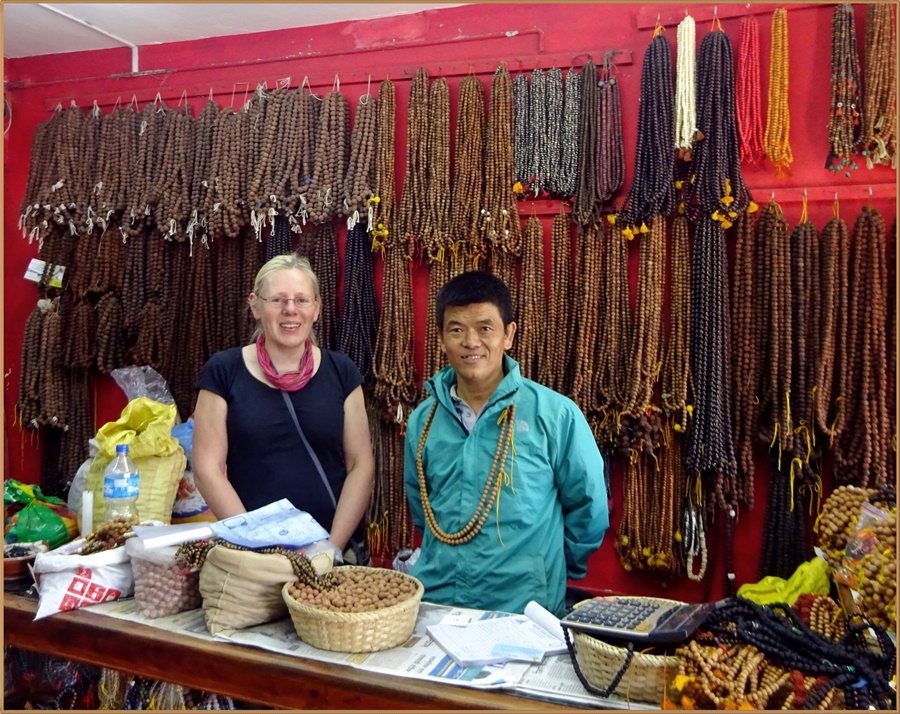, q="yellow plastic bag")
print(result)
[84,398,186,531]
[737,557,831,606]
